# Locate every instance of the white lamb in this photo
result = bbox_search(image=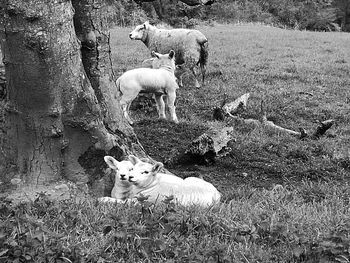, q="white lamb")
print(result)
[129,21,208,88]
[98,156,135,203]
[116,50,179,125]
[141,56,186,85]
[126,155,221,207]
